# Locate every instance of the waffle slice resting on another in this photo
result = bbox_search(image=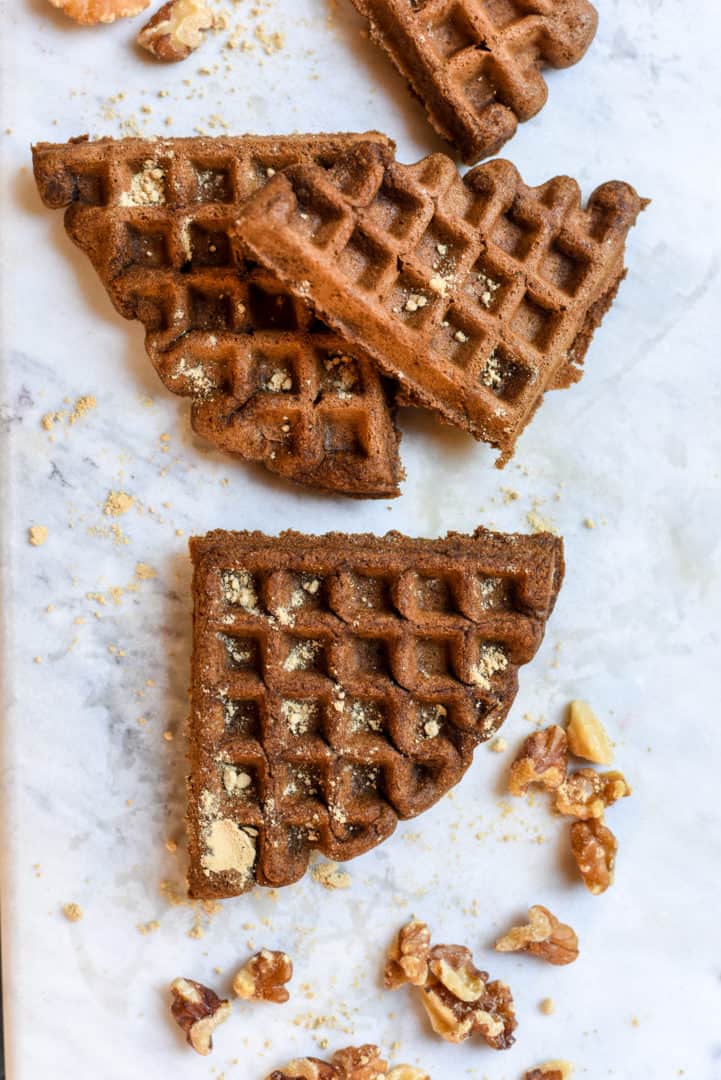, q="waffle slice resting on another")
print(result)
[188,527,564,899]
[31,133,403,498]
[233,142,647,463]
